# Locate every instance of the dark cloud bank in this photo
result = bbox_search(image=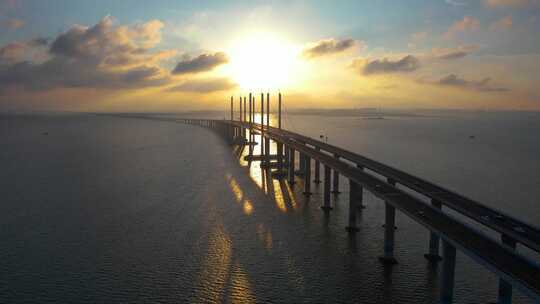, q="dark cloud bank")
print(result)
[353,55,421,75]
[436,74,509,92]
[303,38,357,58]
[0,17,170,91]
[172,52,228,75]
[0,17,234,94]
